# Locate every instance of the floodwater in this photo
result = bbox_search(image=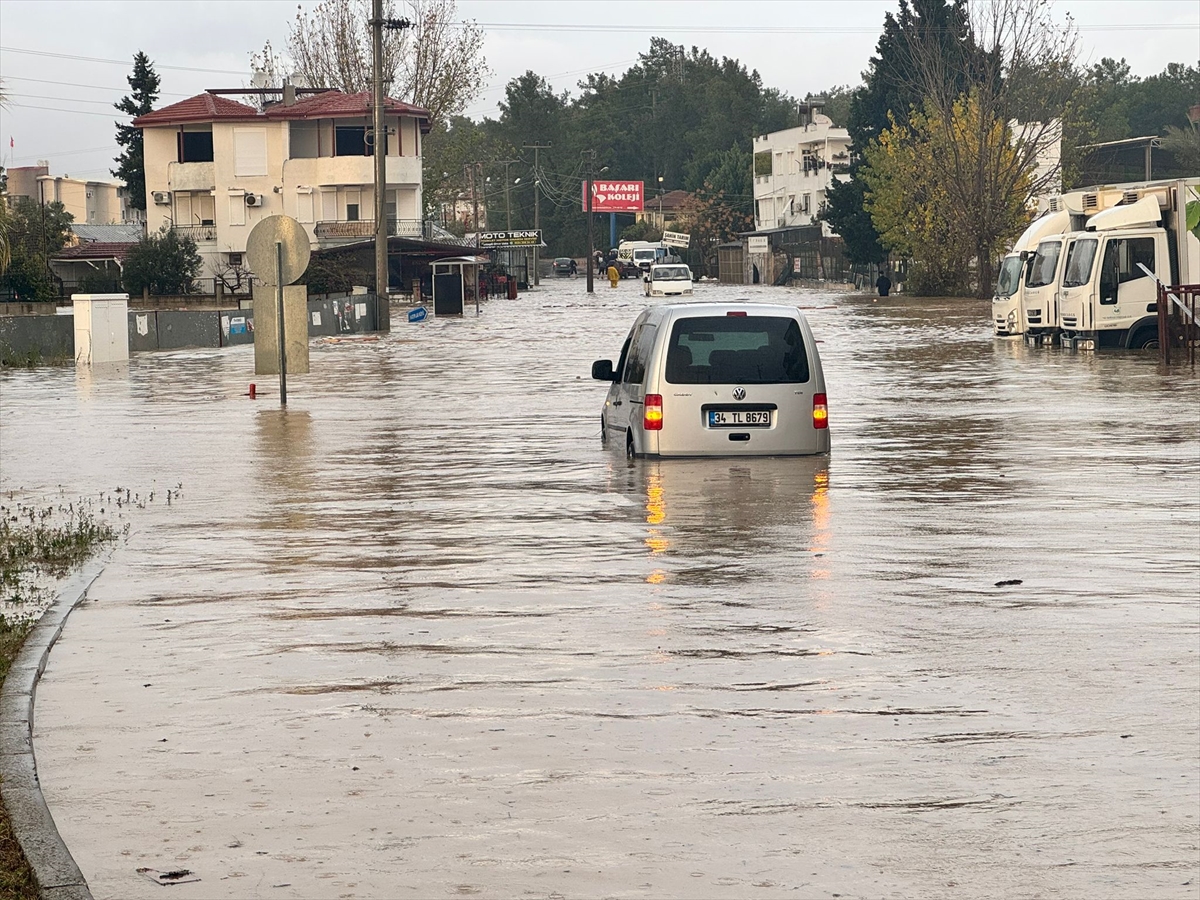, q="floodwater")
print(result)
[1,280,1197,900]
